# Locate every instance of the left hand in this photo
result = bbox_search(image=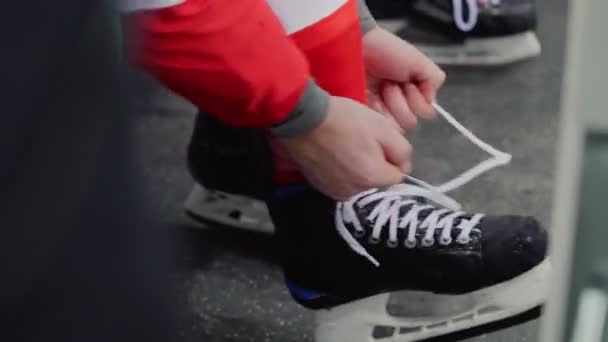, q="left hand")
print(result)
[363,27,446,130]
